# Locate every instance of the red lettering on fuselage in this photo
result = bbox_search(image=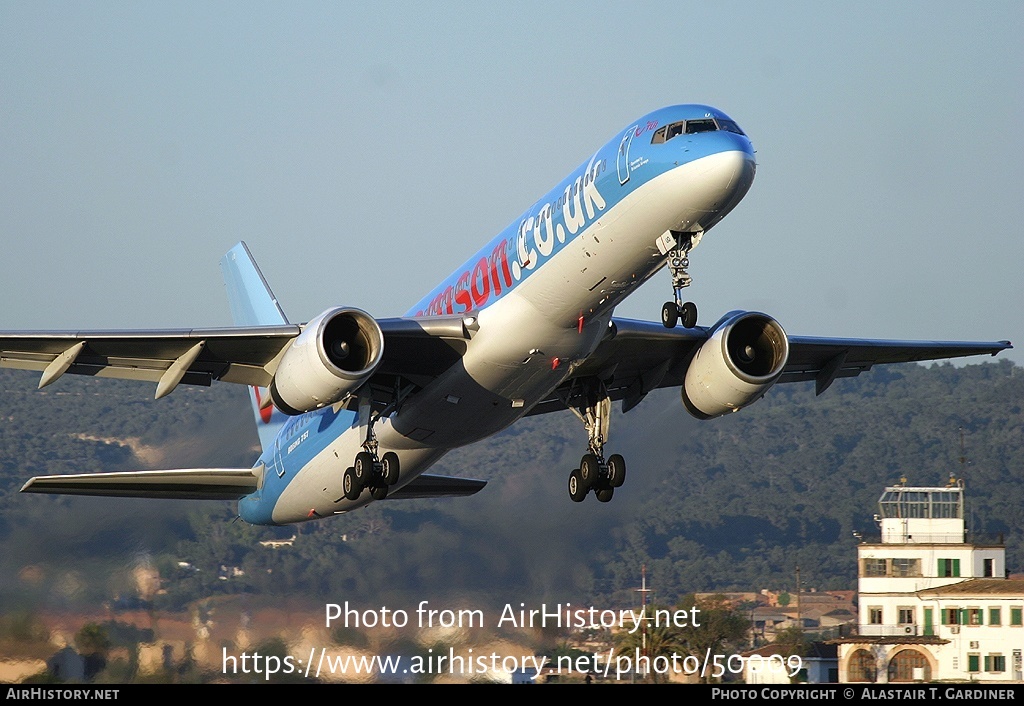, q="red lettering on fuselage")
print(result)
[489,240,513,297]
[455,270,472,313]
[437,285,454,315]
[415,157,607,318]
[471,257,489,308]
[634,120,659,137]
